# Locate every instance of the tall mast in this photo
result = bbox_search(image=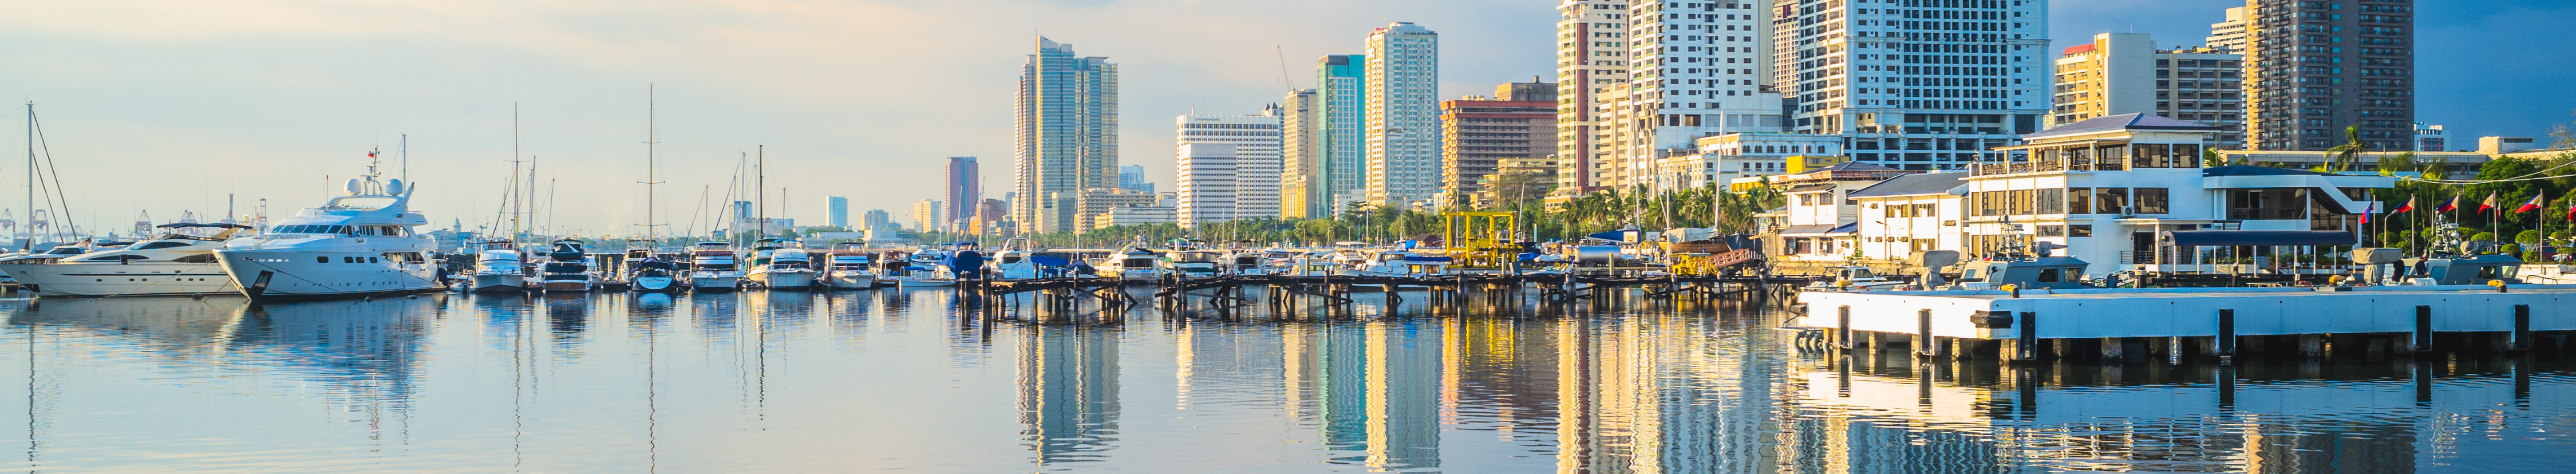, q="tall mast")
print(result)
[756,145,766,242]
[22,101,31,251]
[510,102,523,243]
[642,84,662,243]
